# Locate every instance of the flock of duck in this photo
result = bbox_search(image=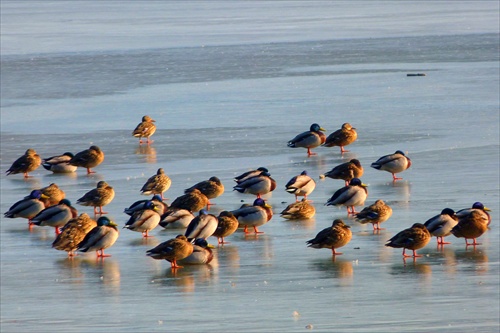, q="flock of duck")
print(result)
[3,116,493,269]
